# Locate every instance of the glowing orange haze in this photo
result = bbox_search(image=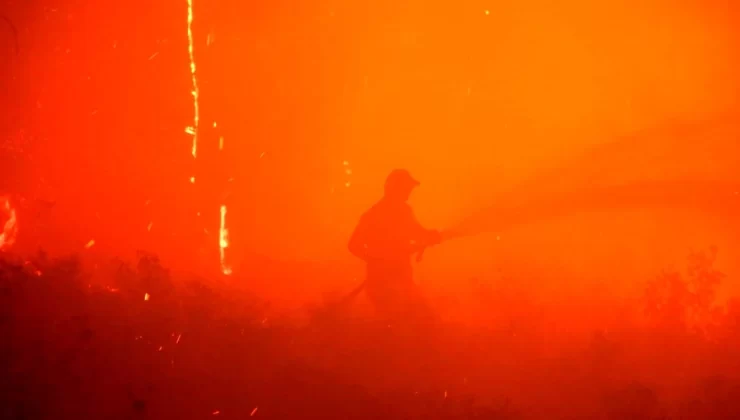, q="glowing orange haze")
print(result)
[2,0,739,317]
